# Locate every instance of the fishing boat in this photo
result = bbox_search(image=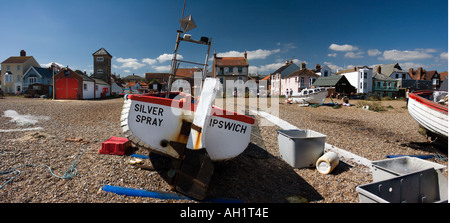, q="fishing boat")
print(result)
[291,87,328,104]
[408,90,448,141]
[121,92,255,161]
